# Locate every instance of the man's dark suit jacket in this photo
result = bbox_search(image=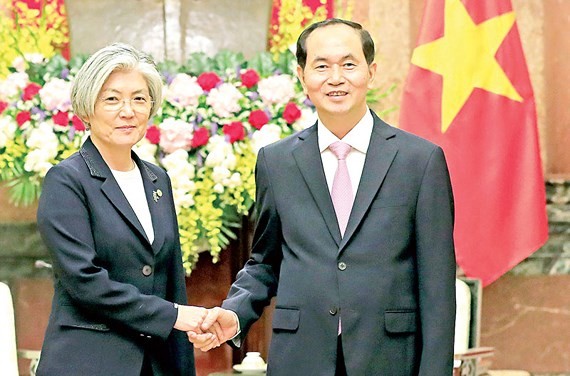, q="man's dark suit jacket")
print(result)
[222,111,456,375]
[36,137,194,376]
